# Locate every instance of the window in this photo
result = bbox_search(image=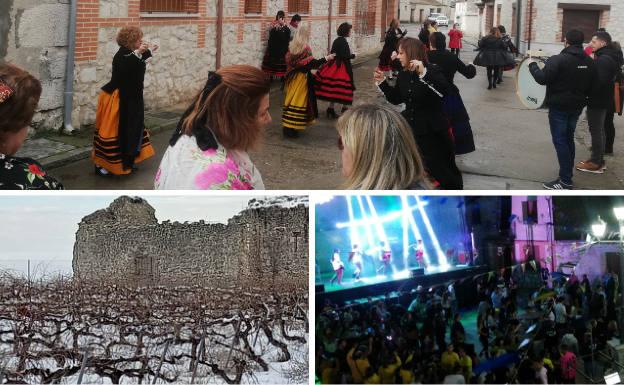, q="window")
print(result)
[288,0,310,14]
[140,0,199,13]
[338,0,347,15]
[561,9,600,43]
[245,0,262,14]
[354,0,376,36]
